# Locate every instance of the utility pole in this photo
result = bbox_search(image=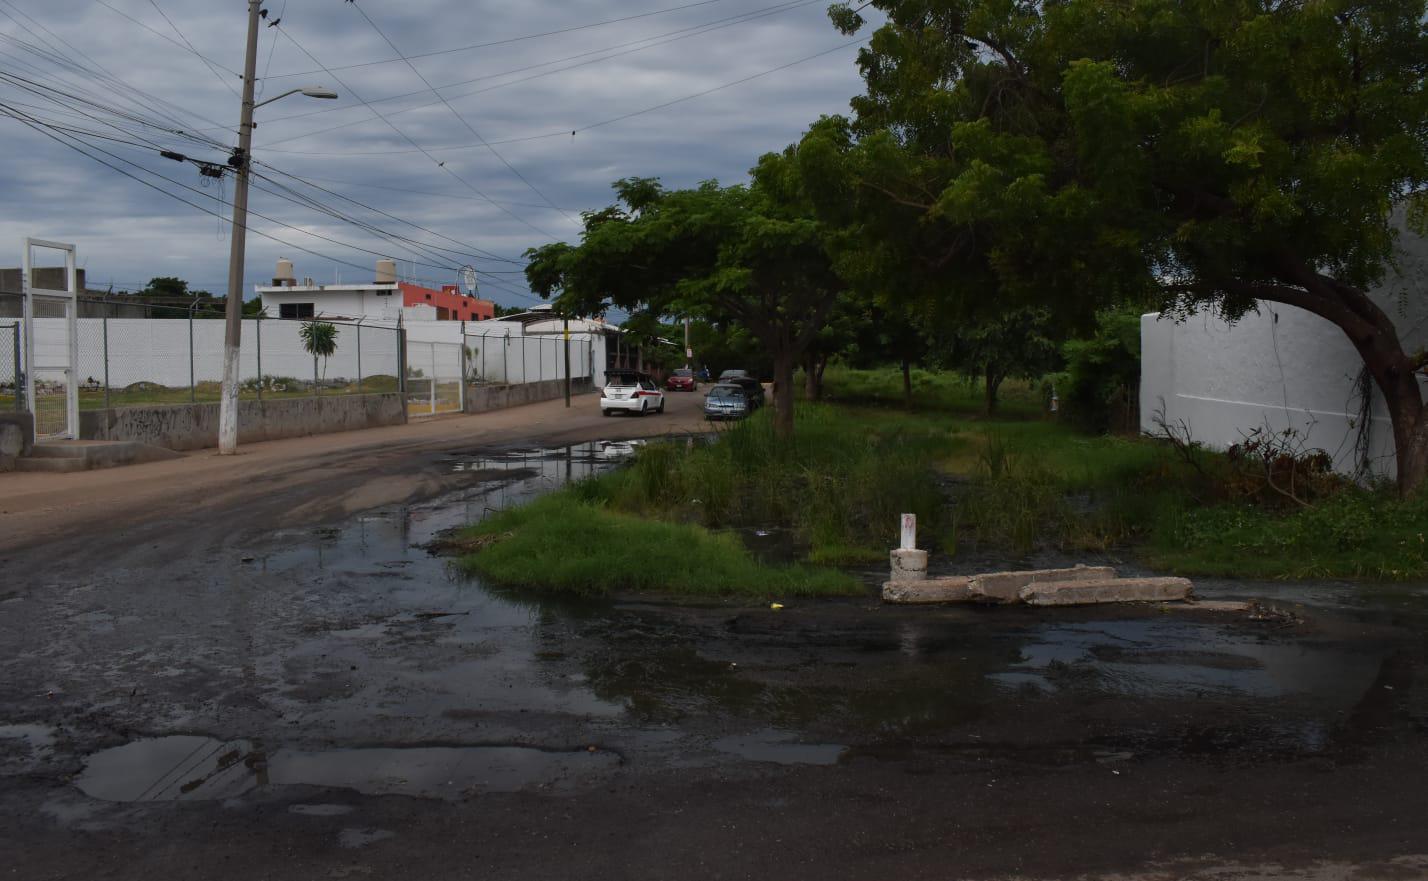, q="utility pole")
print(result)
[217,0,262,455]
